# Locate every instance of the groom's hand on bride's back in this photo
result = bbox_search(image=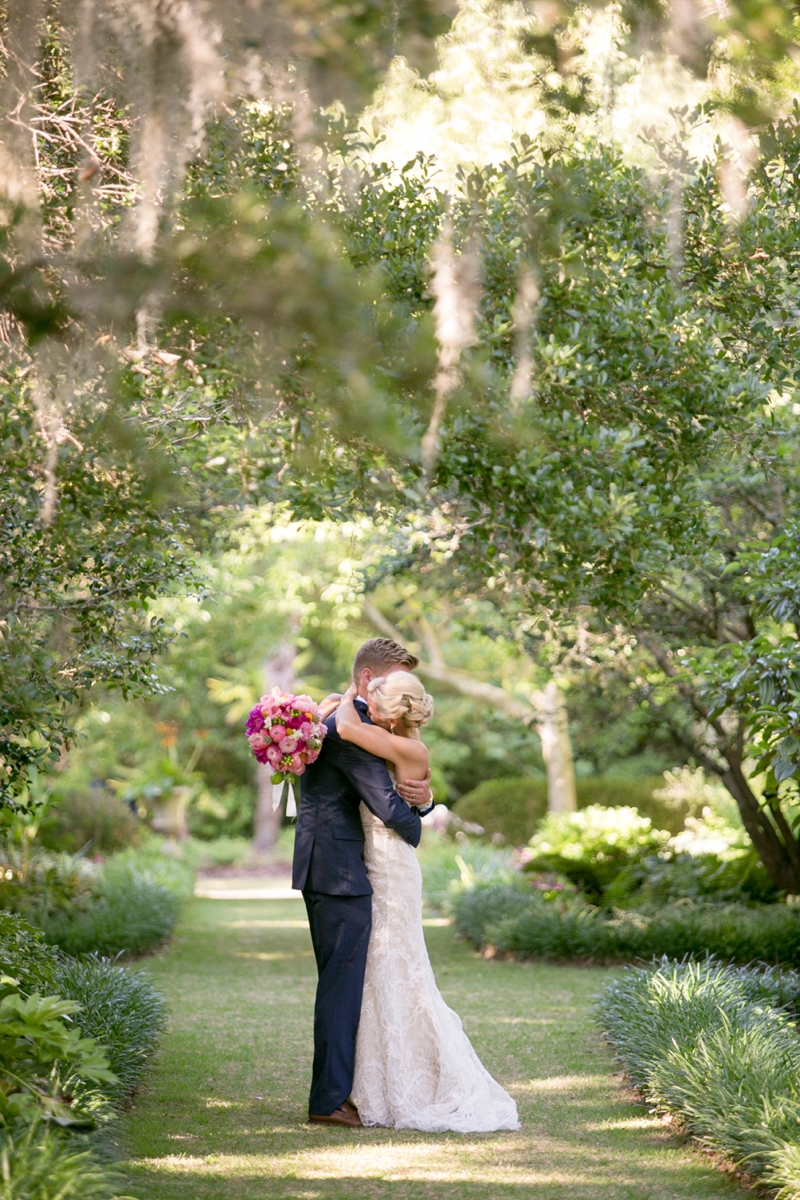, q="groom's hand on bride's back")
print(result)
[395,769,433,809]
